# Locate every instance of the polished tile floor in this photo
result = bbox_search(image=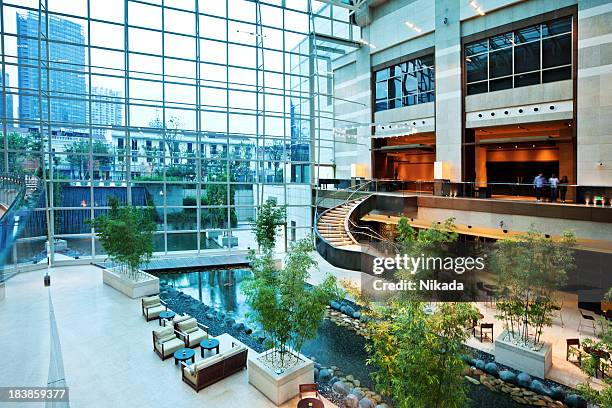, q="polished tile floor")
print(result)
[0,265,337,408]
